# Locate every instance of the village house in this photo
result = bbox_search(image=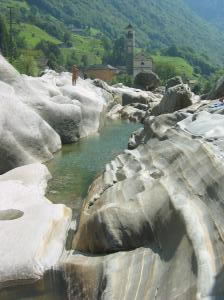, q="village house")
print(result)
[81,25,153,82]
[83,64,118,82]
